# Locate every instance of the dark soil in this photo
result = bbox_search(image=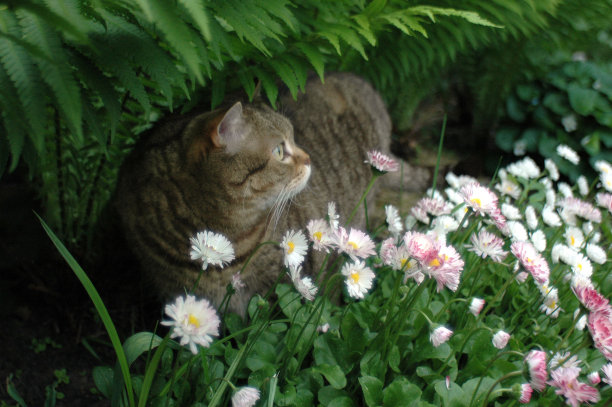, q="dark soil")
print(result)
[0,176,159,407]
